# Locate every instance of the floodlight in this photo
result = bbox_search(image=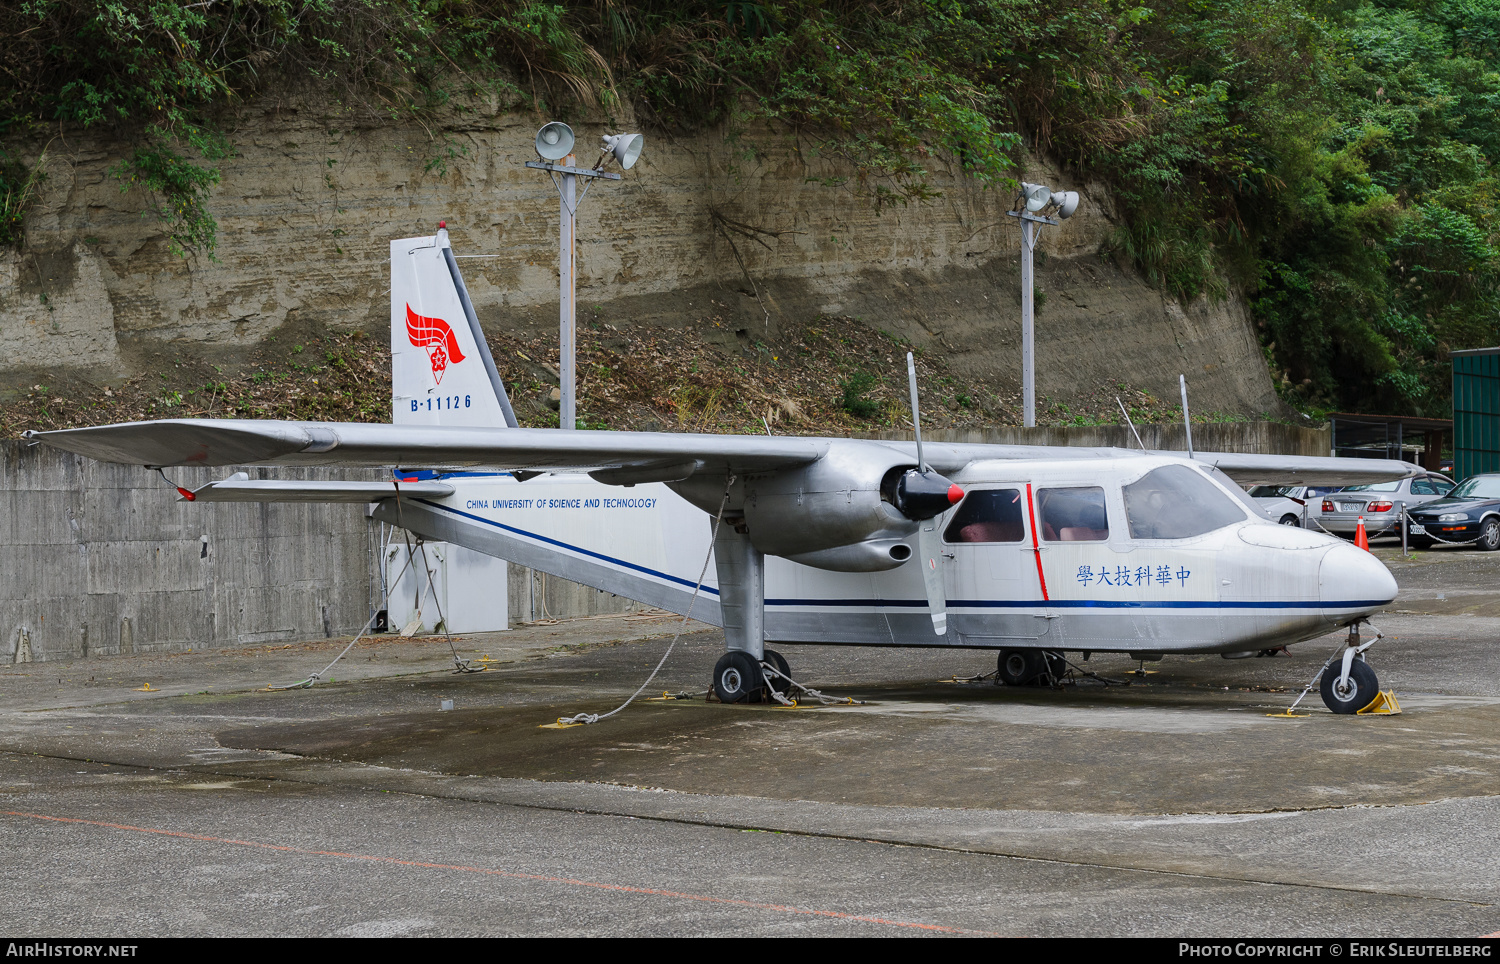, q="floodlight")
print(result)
[535,122,575,161]
[1021,182,1052,213]
[1050,191,1079,220]
[601,133,644,170]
